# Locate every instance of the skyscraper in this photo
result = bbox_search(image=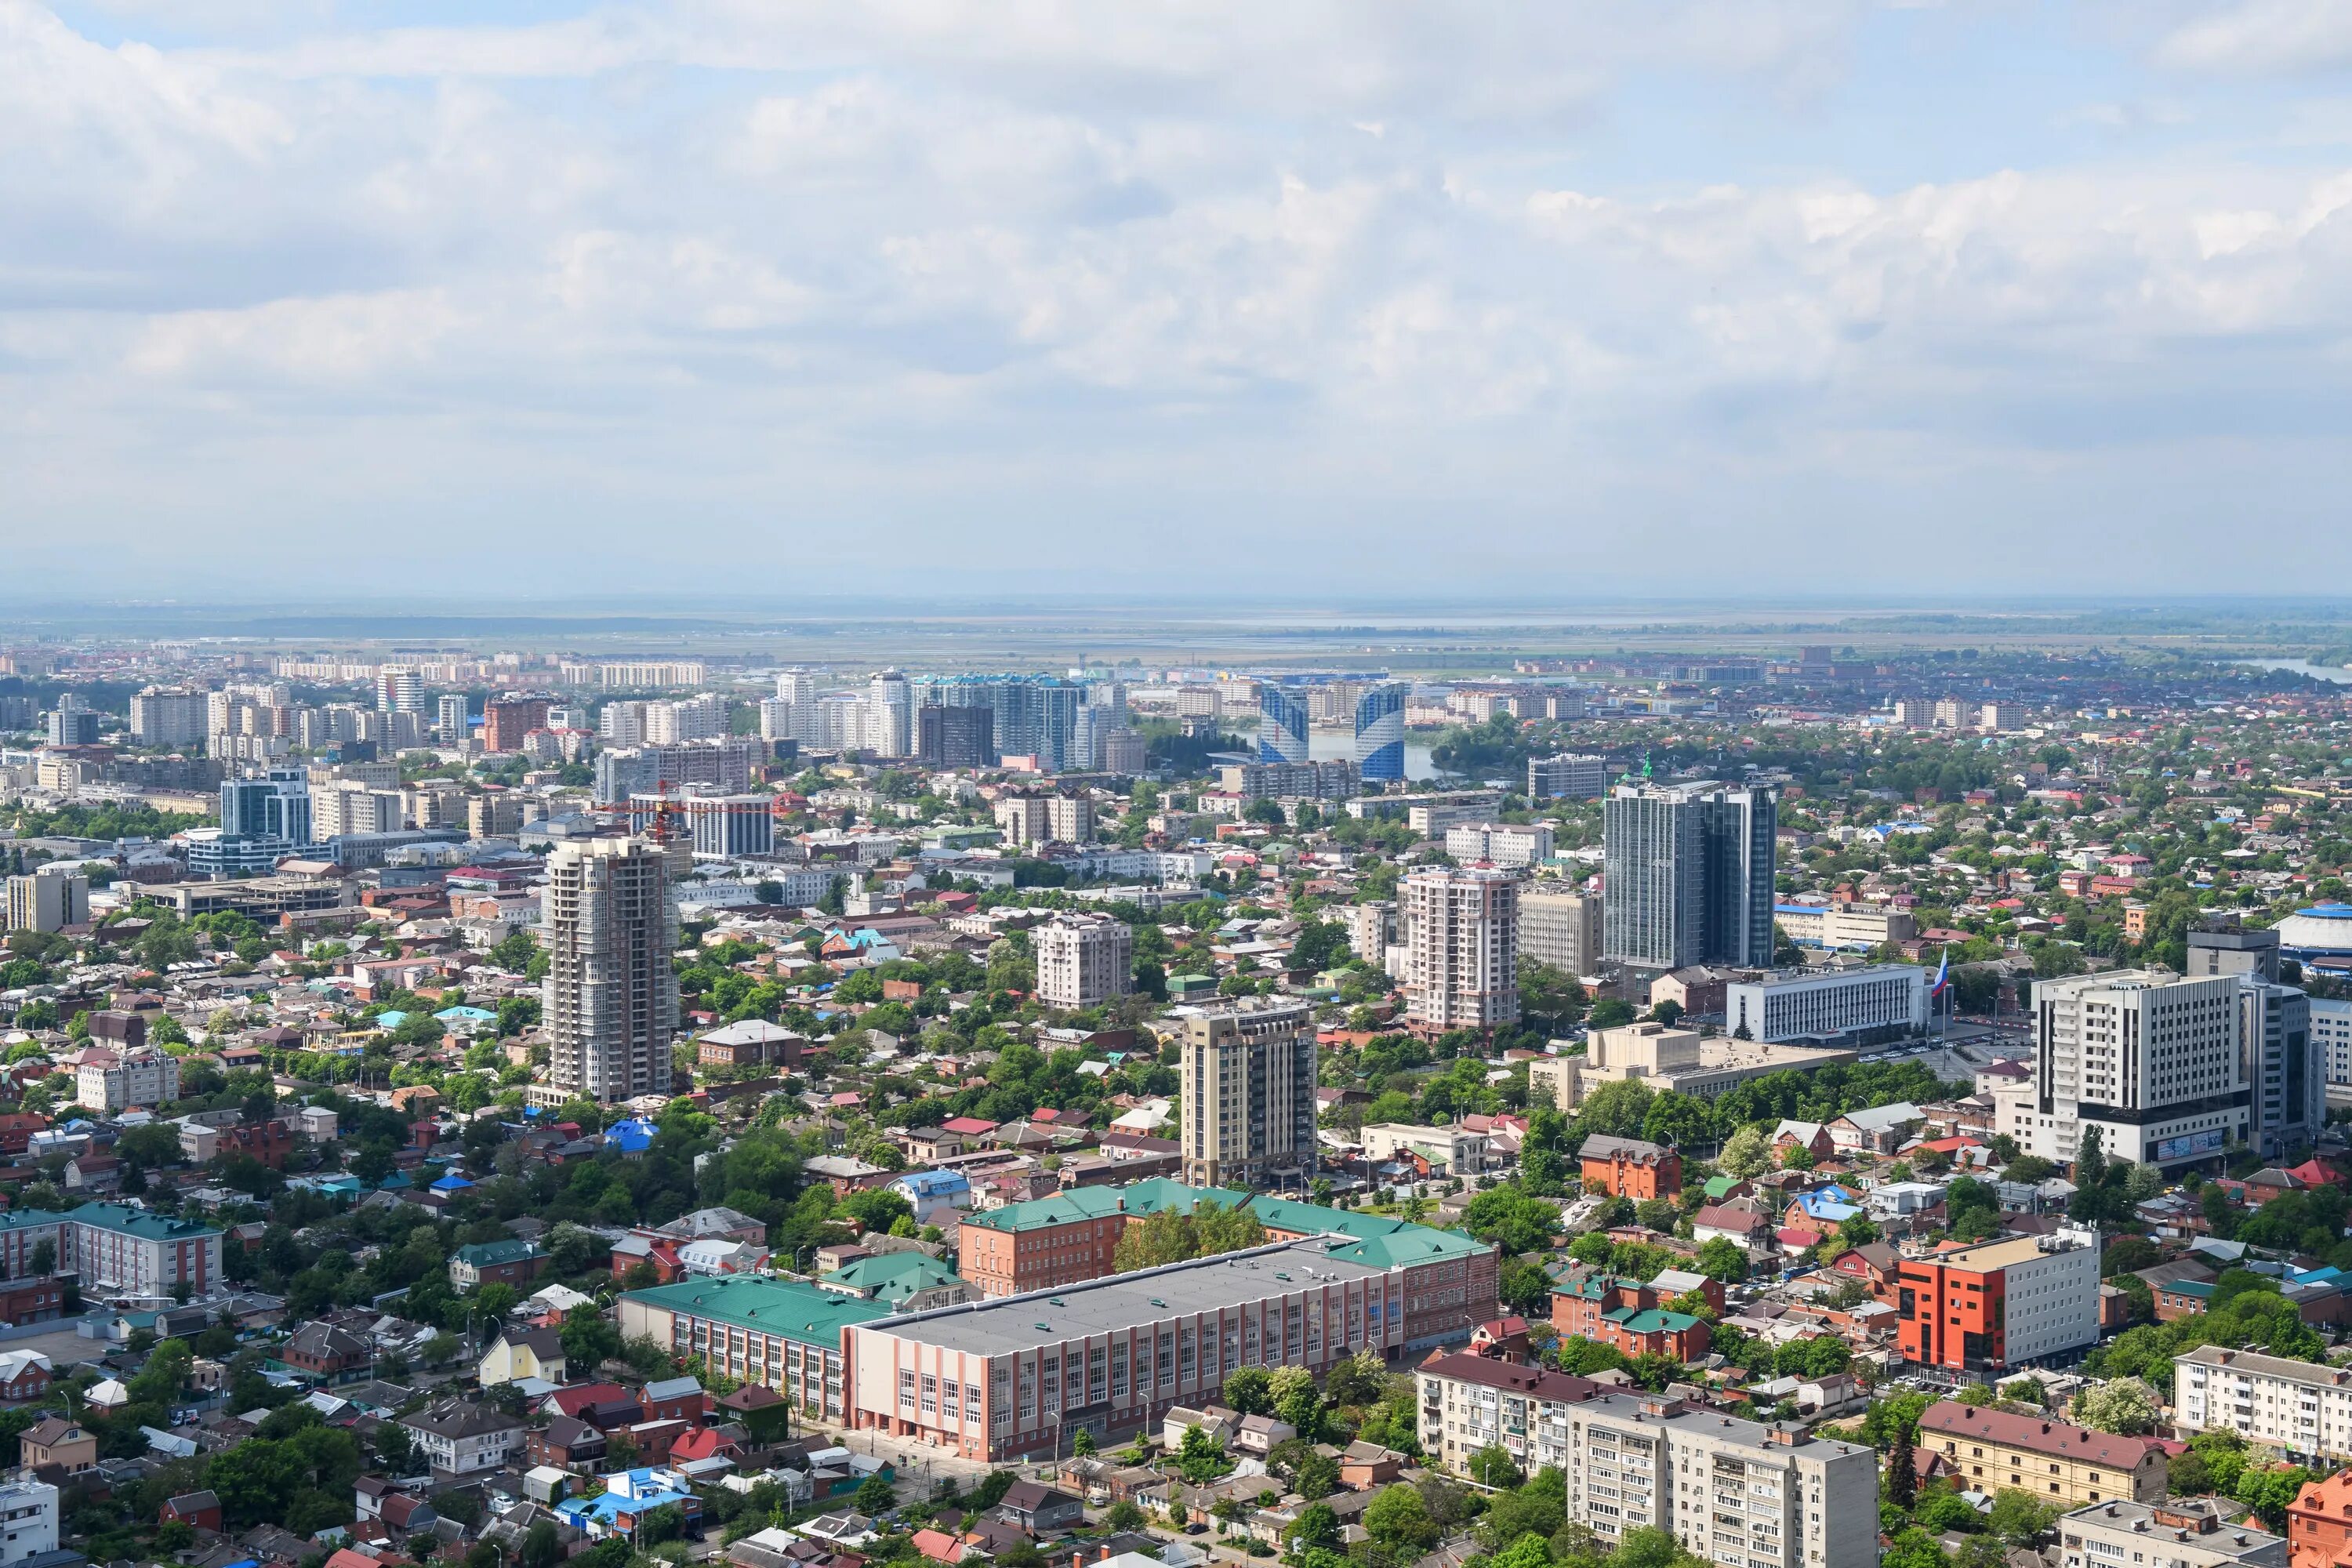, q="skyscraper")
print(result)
[868,670,912,757]
[482,696,550,753]
[437,694,470,742]
[46,695,100,748]
[2238,977,2320,1156]
[916,704,994,769]
[1355,682,1406,782]
[129,688,209,749]
[1179,1000,1317,1188]
[219,767,313,845]
[1401,866,1521,1033]
[928,677,1083,771]
[2000,970,2248,1165]
[1034,913,1133,1008]
[1258,683,1310,764]
[543,837,680,1102]
[376,666,423,713]
[1601,781,1777,971]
